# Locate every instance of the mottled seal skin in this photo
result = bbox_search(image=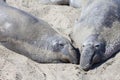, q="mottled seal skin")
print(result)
[0,2,79,64]
[71,0,120,70]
